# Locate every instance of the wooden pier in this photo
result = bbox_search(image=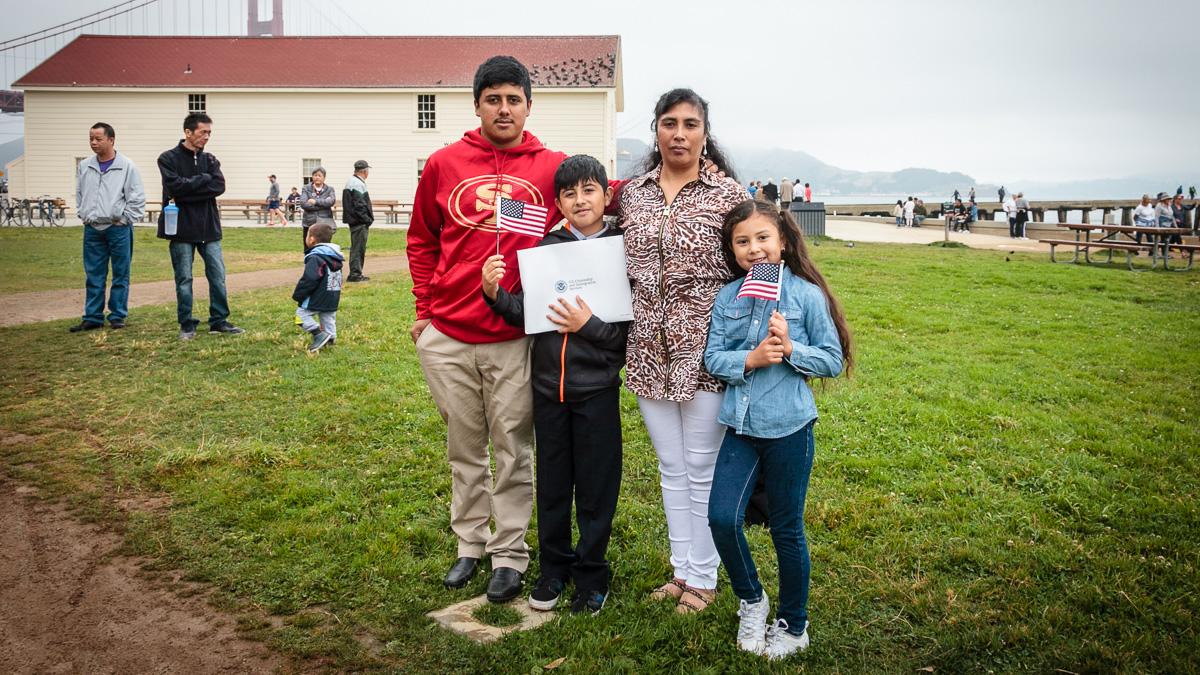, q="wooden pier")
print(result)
[824,199,1197,228]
